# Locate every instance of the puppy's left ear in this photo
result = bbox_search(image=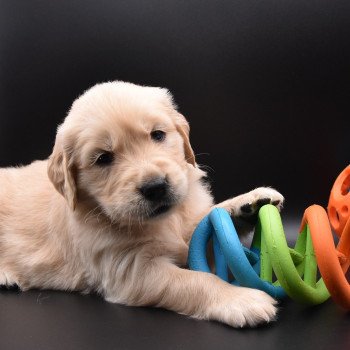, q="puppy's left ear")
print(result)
[155,87,196,166]
[47,129,77,210]
[174,112,196,166]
